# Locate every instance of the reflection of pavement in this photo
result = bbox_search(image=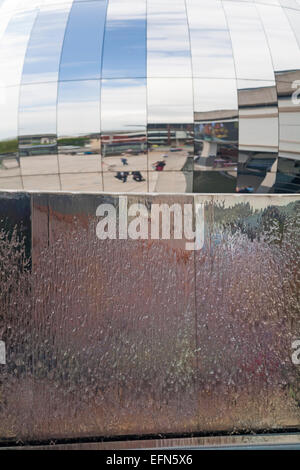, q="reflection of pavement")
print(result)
[102,155,147,172]
[148,150,188,171]
[149,171,189,193]
[103,172,148,192]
